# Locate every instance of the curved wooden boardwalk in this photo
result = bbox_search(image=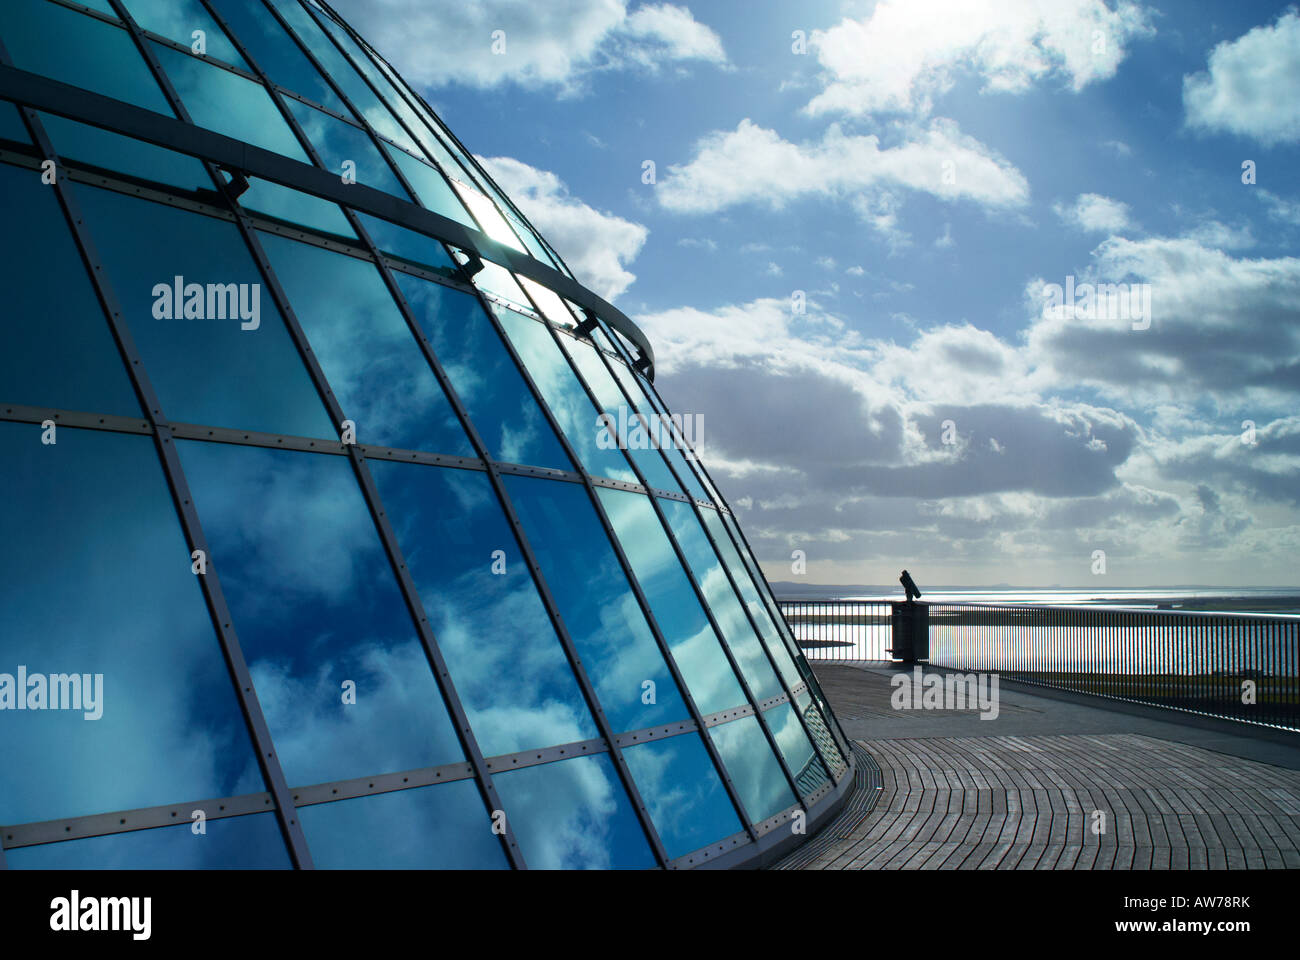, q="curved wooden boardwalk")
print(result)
[798,733,1300,870]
